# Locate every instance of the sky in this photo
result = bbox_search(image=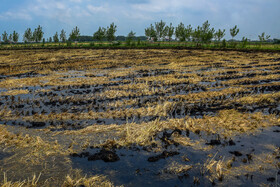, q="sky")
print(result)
[0,0,279,41]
